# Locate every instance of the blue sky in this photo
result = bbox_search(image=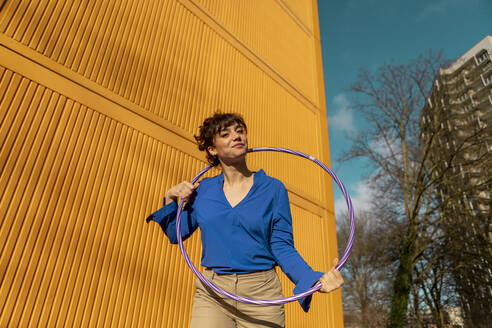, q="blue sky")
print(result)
[317,0,491,215]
